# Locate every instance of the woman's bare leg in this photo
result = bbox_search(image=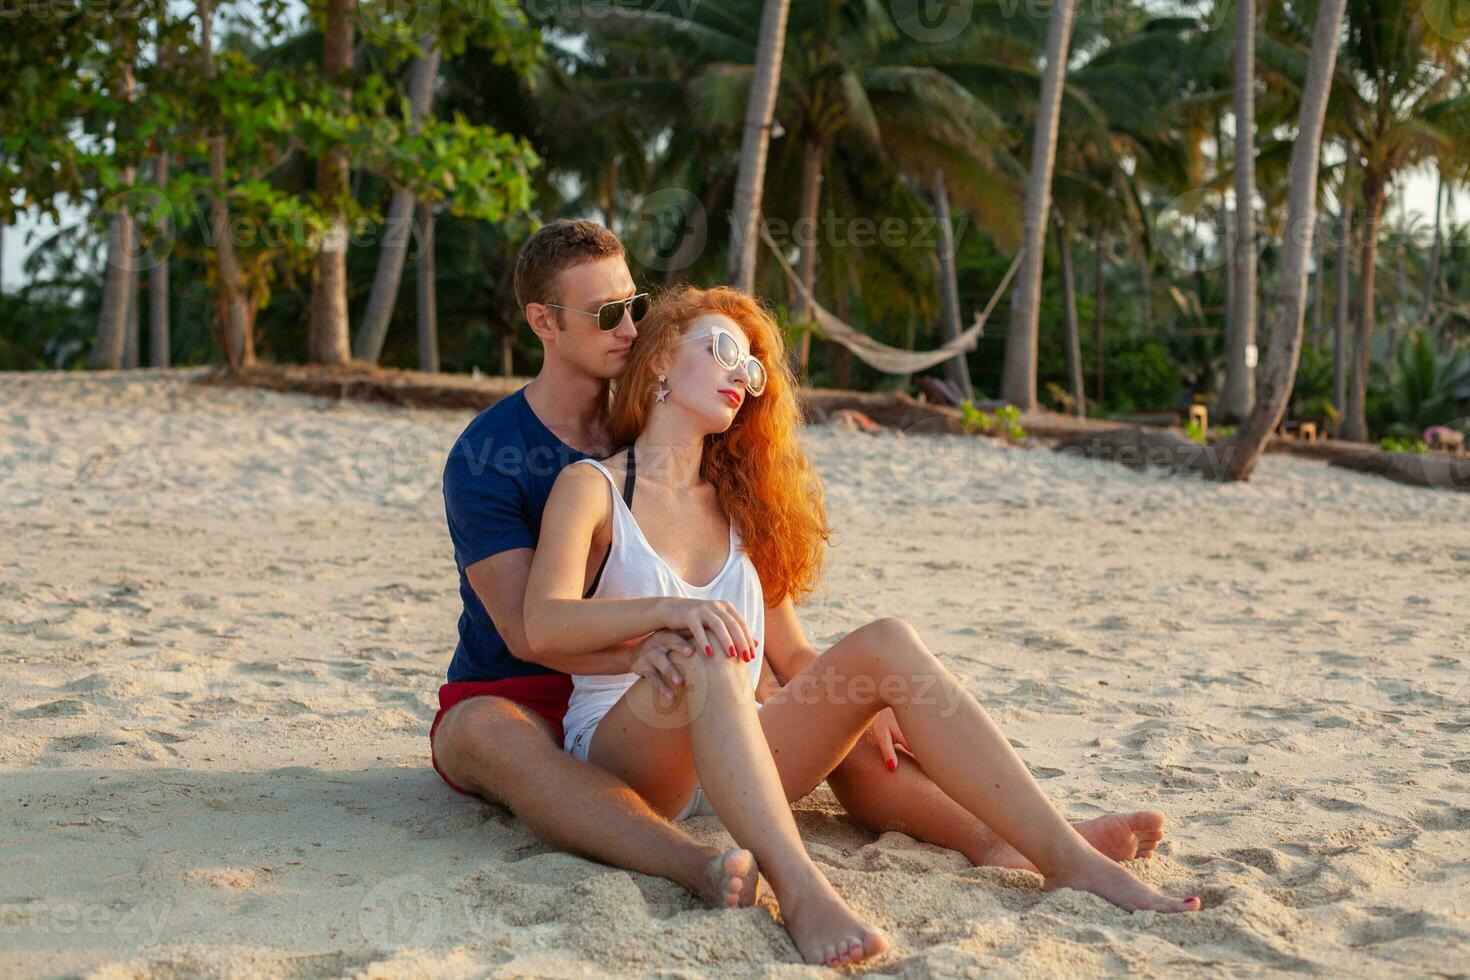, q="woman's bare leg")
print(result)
[823,742,1167,868]
[756,618,1200,913]
[587,650,888,967]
